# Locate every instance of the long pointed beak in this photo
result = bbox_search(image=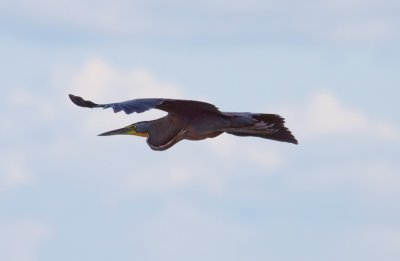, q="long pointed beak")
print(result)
[98,126,133,136]
[98,125,148,137]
